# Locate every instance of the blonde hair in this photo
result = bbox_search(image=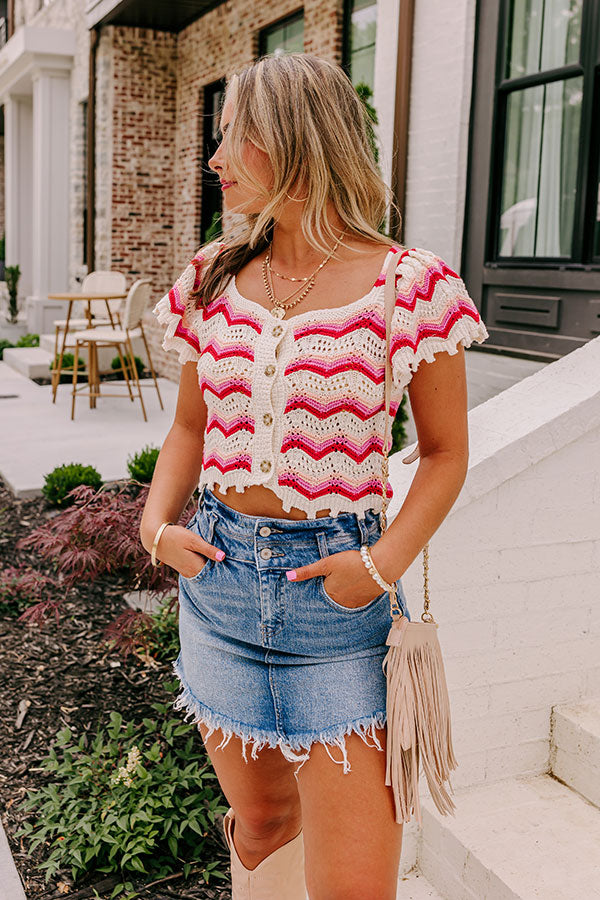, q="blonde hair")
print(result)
[194,52,401,306]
